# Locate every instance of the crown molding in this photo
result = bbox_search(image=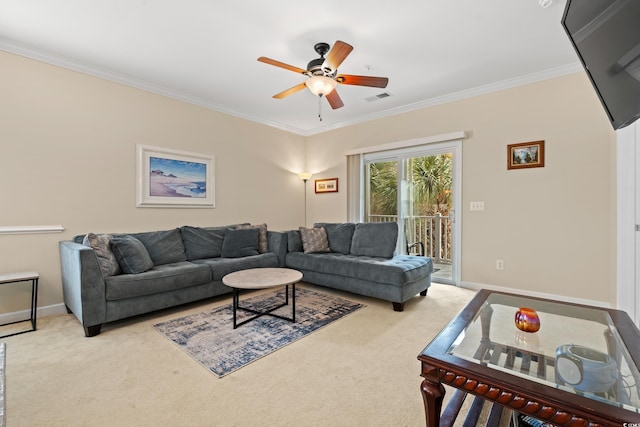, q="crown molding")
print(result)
[0,38,306,135]
[1,38,583,137]
[302,62,585,136]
